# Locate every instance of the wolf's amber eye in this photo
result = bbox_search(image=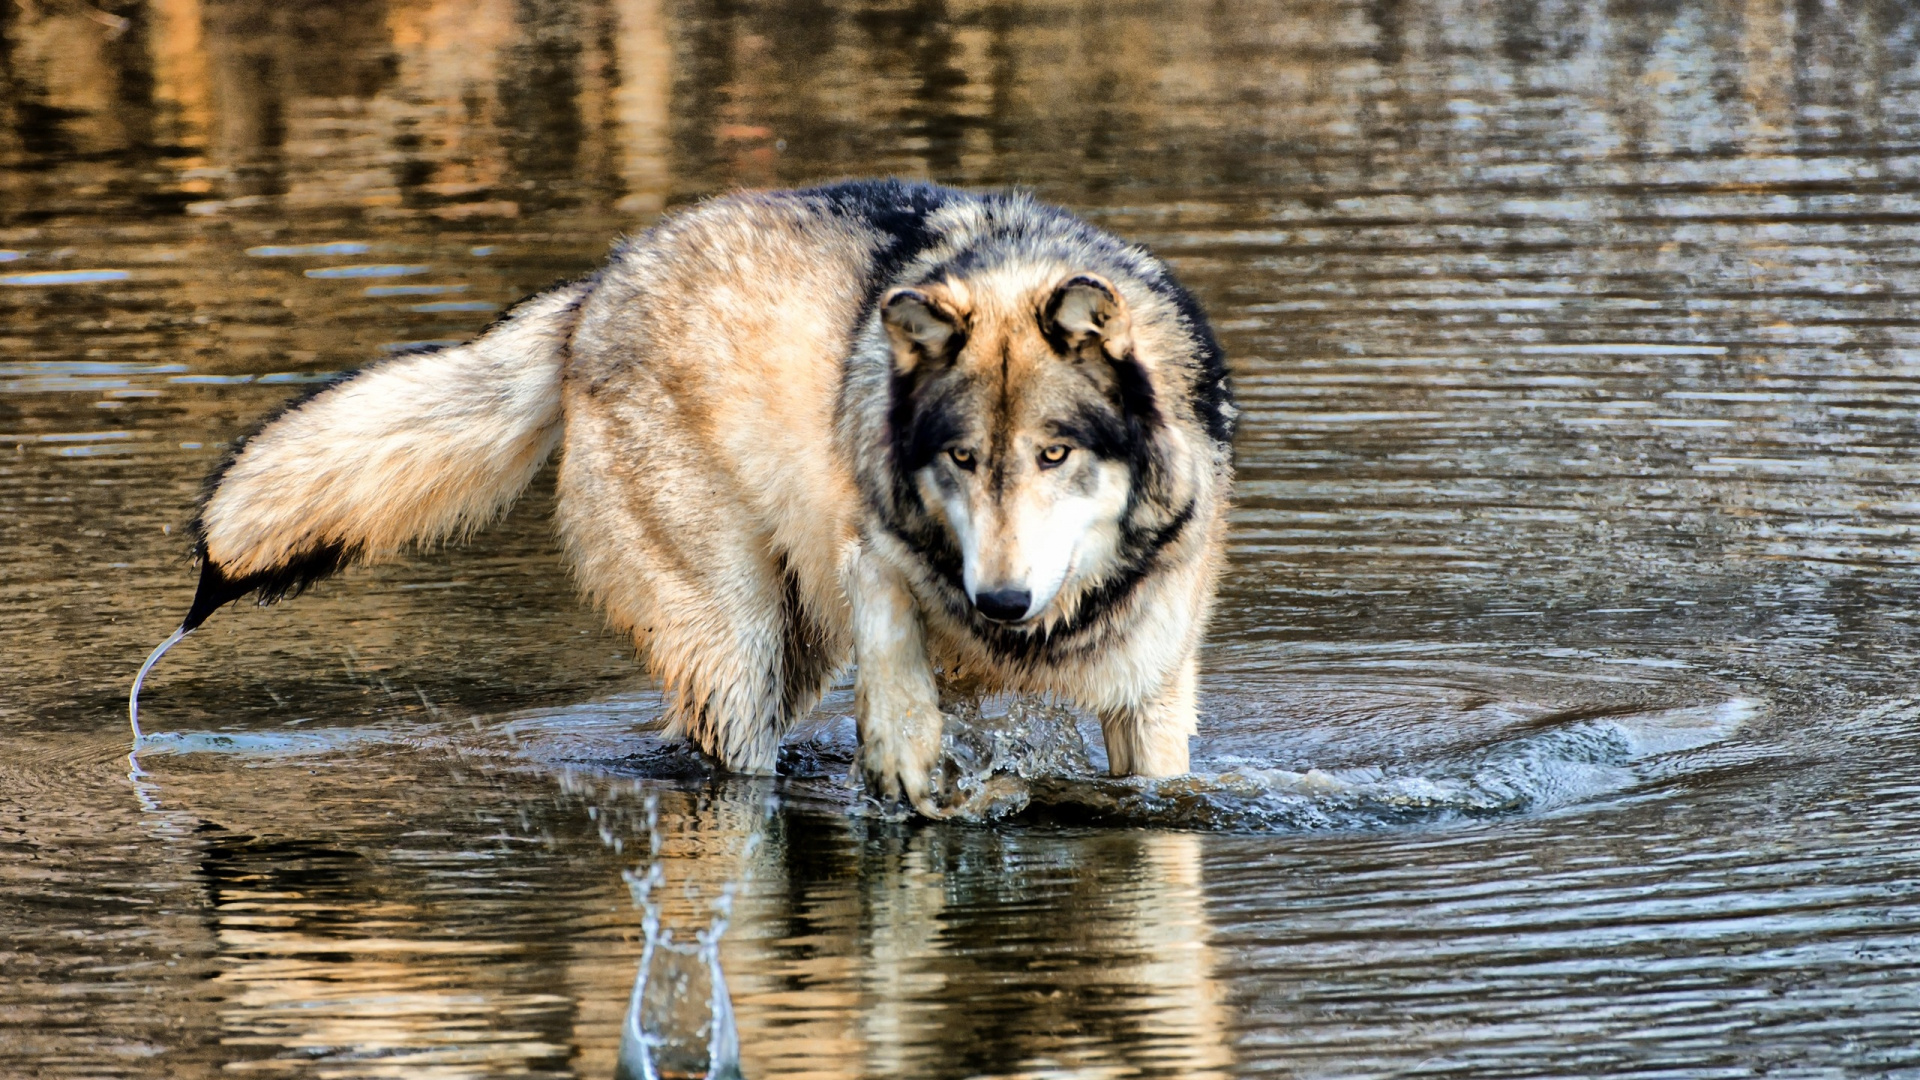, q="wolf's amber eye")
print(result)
[948,447,976,470]
[1039,444,1071,468]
